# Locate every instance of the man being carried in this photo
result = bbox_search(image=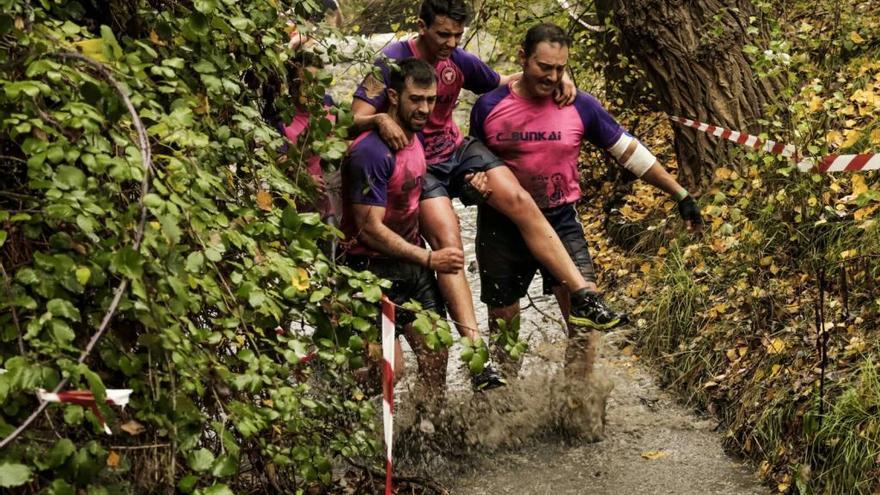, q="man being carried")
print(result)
[352,0,621,386]
[469,23,703,377]
[341,58,458,398]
